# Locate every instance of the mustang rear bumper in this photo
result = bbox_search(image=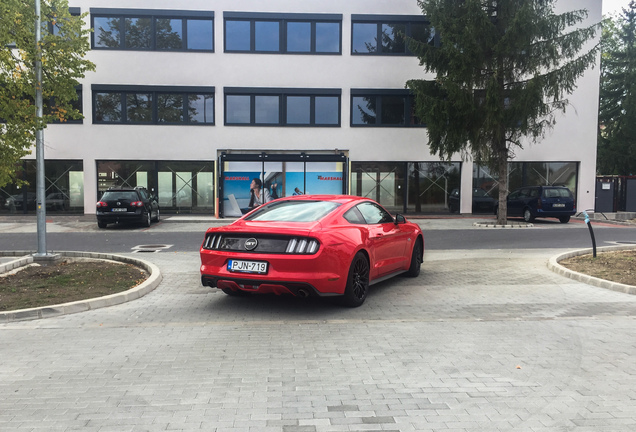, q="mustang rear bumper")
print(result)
[201,275,337,297]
